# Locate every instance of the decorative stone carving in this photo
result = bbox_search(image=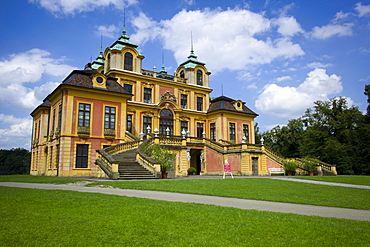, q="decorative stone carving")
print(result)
[179,115,190,121]
[160,92,177,102]
[142,111,154,117]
